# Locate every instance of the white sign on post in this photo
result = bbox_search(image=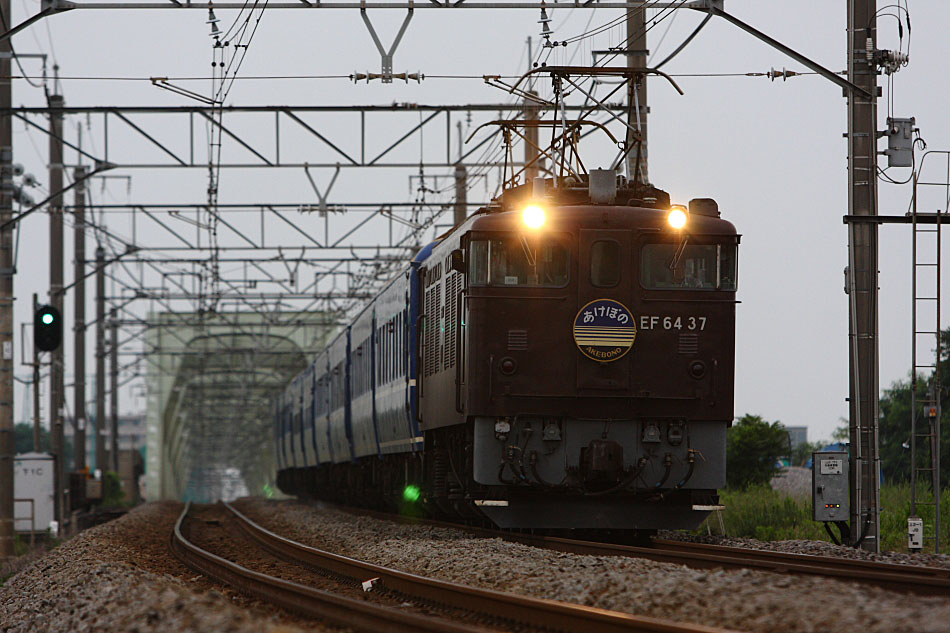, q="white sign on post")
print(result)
[820,459,843,475]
